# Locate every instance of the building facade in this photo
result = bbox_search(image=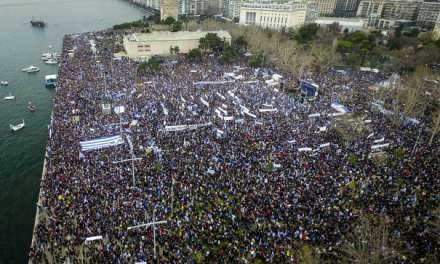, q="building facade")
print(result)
[417,1,440,29]
[334,0,361,16]
[315,17,367,30]
[239,2,317,30]
[123,31,231,58]
[131,0,161,10]
[310,0,337,16]
[227,0,244,19]
[160,0,179,20]
[433,13,440,39]
[357,0,423,28]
